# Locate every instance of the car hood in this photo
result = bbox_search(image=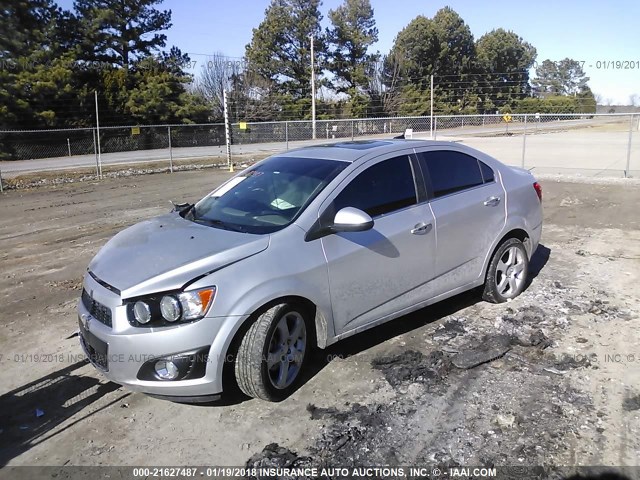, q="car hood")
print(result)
[88,213,269,299]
